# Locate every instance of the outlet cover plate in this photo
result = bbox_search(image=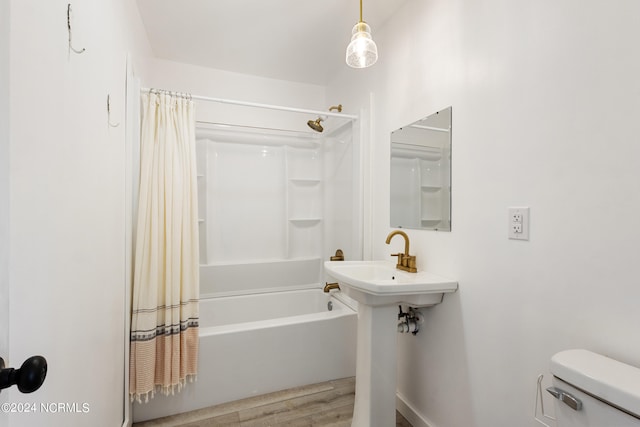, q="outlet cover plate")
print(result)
[508,207,529,240]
